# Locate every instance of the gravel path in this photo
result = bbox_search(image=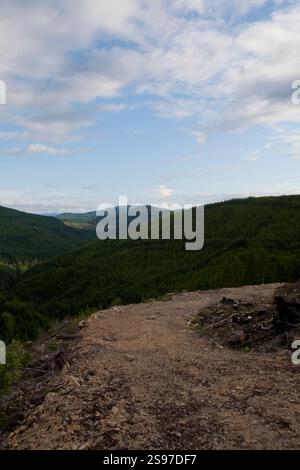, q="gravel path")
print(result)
[8,283,300,449]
